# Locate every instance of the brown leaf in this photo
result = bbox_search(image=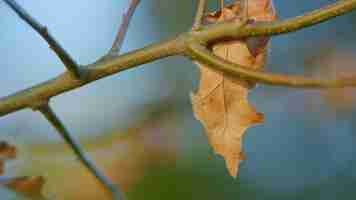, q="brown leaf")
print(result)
[191,0,276,177]
[4,176,45,199]
[0,141,45,198]
[0,141,17,159]
[0,141,16,175]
